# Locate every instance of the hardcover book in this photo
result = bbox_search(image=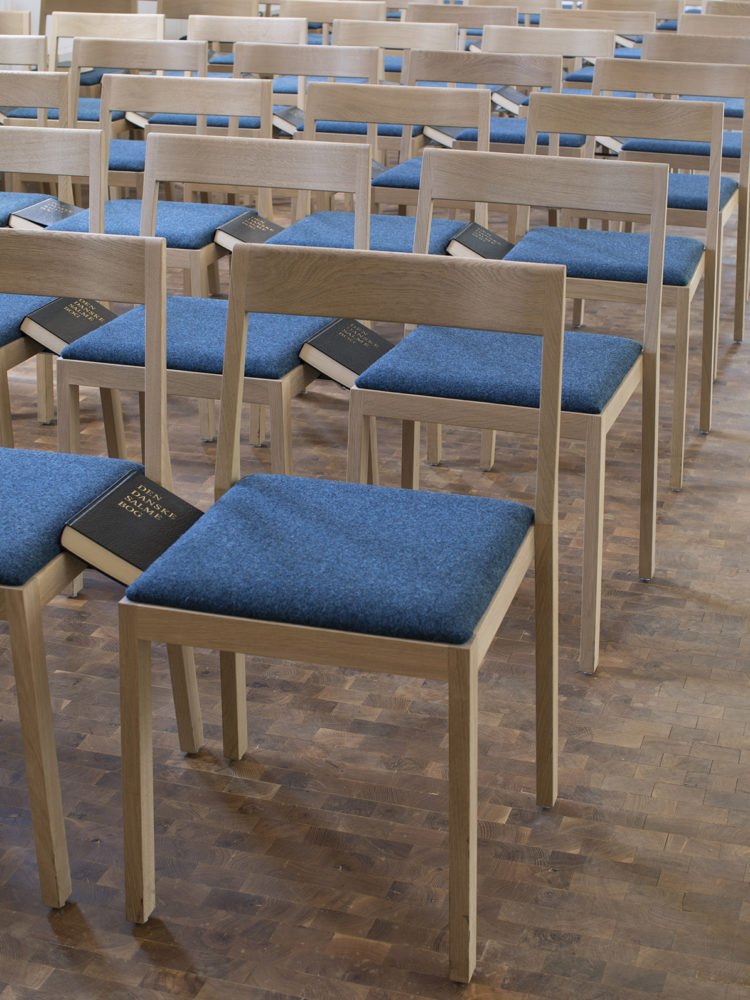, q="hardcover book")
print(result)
[21,297,118,355]
[125,109,151,129]
[9,197,84,230]
[273,105,305,136]
[422,124,464,149]
[446,222,514,261]
[490,84,527,116]
[299,318,393,388]
[61,471,203,586]
[213,211,284,251]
